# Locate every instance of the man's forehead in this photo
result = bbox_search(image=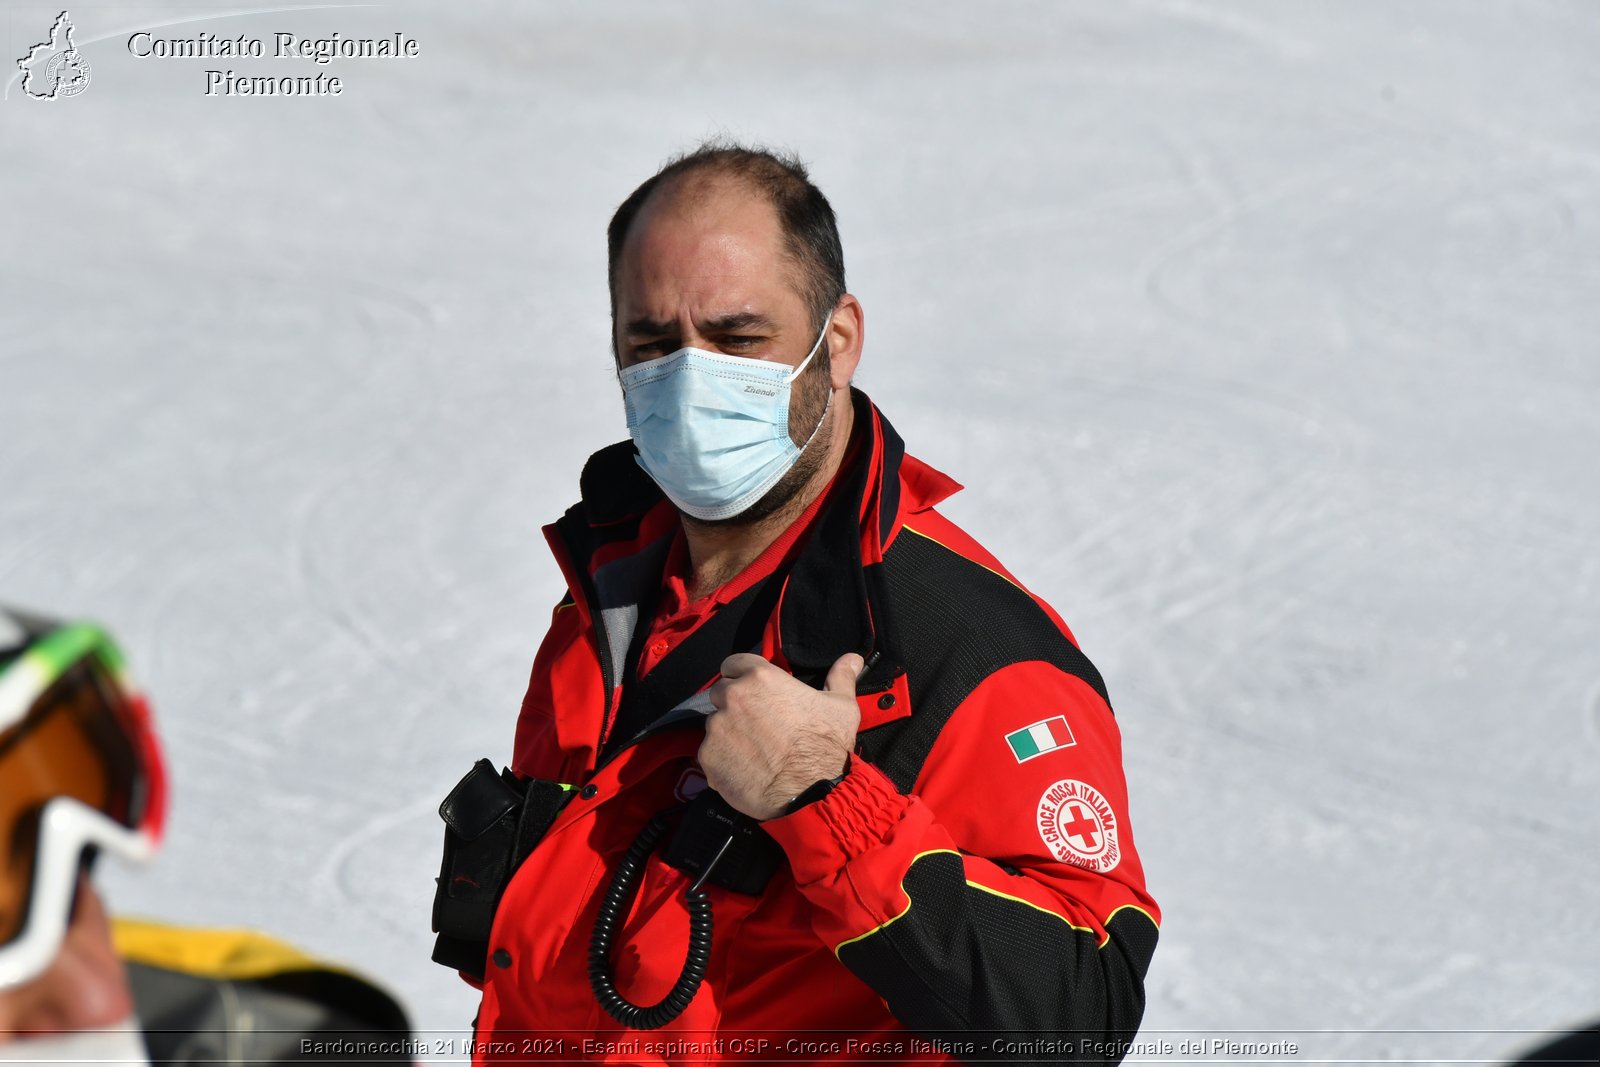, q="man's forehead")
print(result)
[626,180,777,259]
[644,169,770,229]
[615,177,801,312]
